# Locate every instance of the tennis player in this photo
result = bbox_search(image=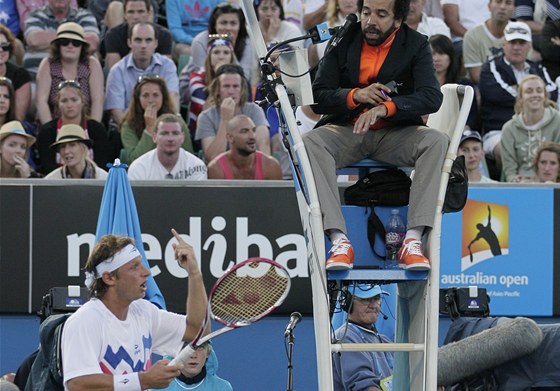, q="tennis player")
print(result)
[61,229,207,390]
